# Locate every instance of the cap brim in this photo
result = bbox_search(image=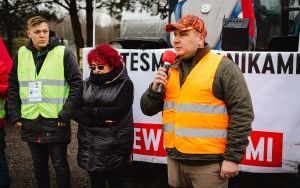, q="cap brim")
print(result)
[165,23,192,32]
